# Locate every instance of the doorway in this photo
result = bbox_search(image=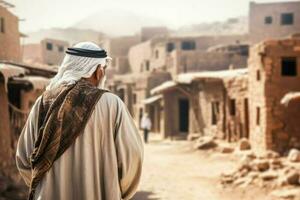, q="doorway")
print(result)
[179,99,189,133]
